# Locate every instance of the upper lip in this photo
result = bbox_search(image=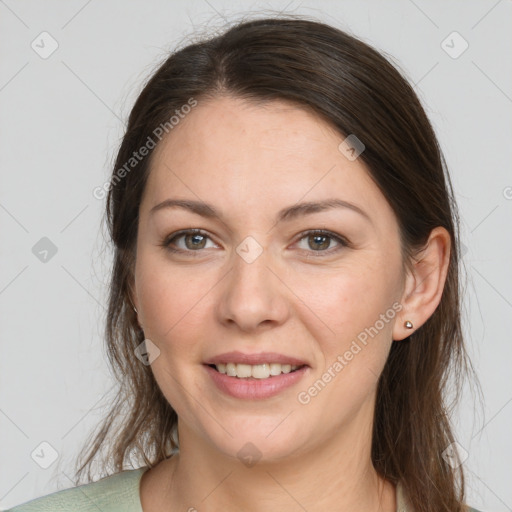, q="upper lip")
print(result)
[204,351,309,367]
